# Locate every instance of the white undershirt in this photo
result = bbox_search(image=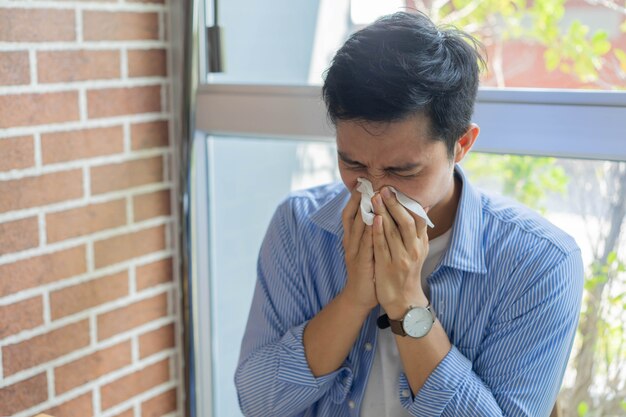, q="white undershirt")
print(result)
[360,227,453,417]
